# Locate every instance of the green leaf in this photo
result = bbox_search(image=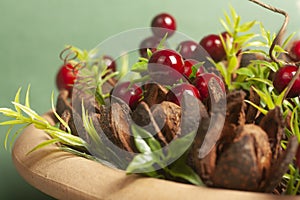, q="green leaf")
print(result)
[4,125,13,150]
[25,85,31,108]
[282,32,296,49]
[156,33,168,50]
[246,77,273,87]
[274,44,287,53]
[166,131,196,161]
[131,61,148,73]
[51,91,71,134]
[131,123,162,152]
[236,21,256,32]
[14,88,22,114]
[227,55,238,73]
[126,153,157,173]
[168,156,203,186]
[235,67,255,77]
[219,19,231,34]
[244,100,267,115]
[12,102,46,122]
[27,138,60,155]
